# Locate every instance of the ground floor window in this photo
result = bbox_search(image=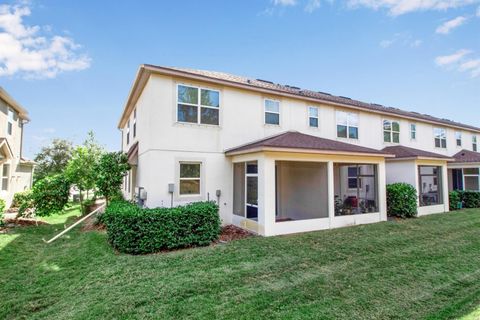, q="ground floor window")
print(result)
[334,164,378,216]
[1,164,9,191]
[233,161,258,220]
[179,162,201,195]
[463,168,479,191]
[419,166,443,206]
